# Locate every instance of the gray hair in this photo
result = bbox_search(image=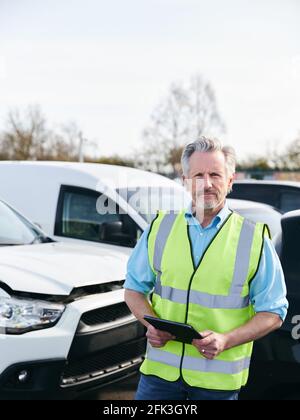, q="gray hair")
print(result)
[181,136,236,177]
